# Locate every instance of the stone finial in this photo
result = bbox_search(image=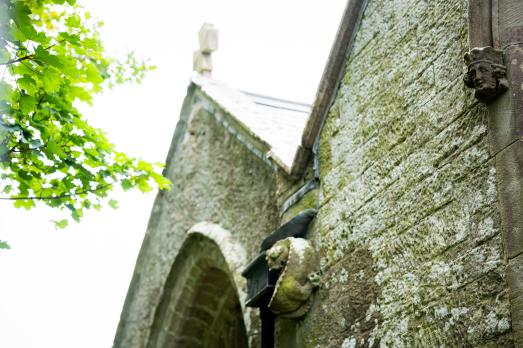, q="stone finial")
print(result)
[464,46,508,103]
[193,23,218,77]
[198,23,218,53]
